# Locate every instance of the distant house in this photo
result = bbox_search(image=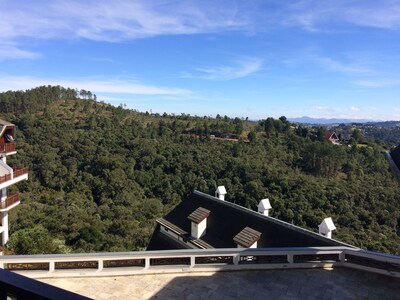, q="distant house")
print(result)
[325,131,340,145]
[147,189,350,250]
